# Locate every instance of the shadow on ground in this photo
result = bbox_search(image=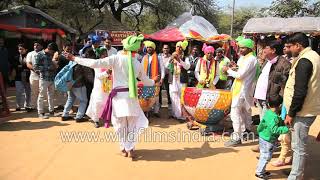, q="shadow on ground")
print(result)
[0,120,69,131]
[133,141,238,162]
